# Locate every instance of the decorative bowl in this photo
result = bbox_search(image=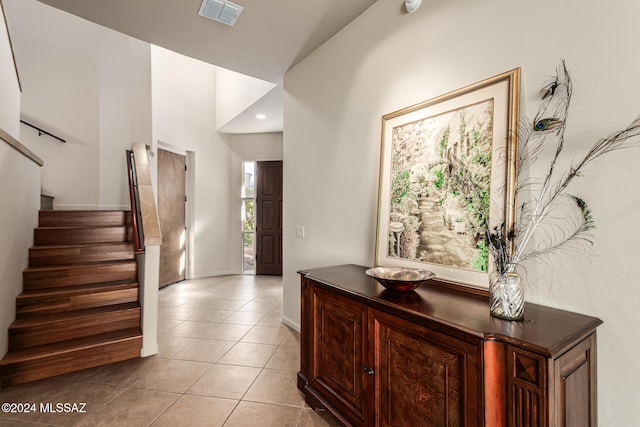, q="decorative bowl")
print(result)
[365,267,435,292]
